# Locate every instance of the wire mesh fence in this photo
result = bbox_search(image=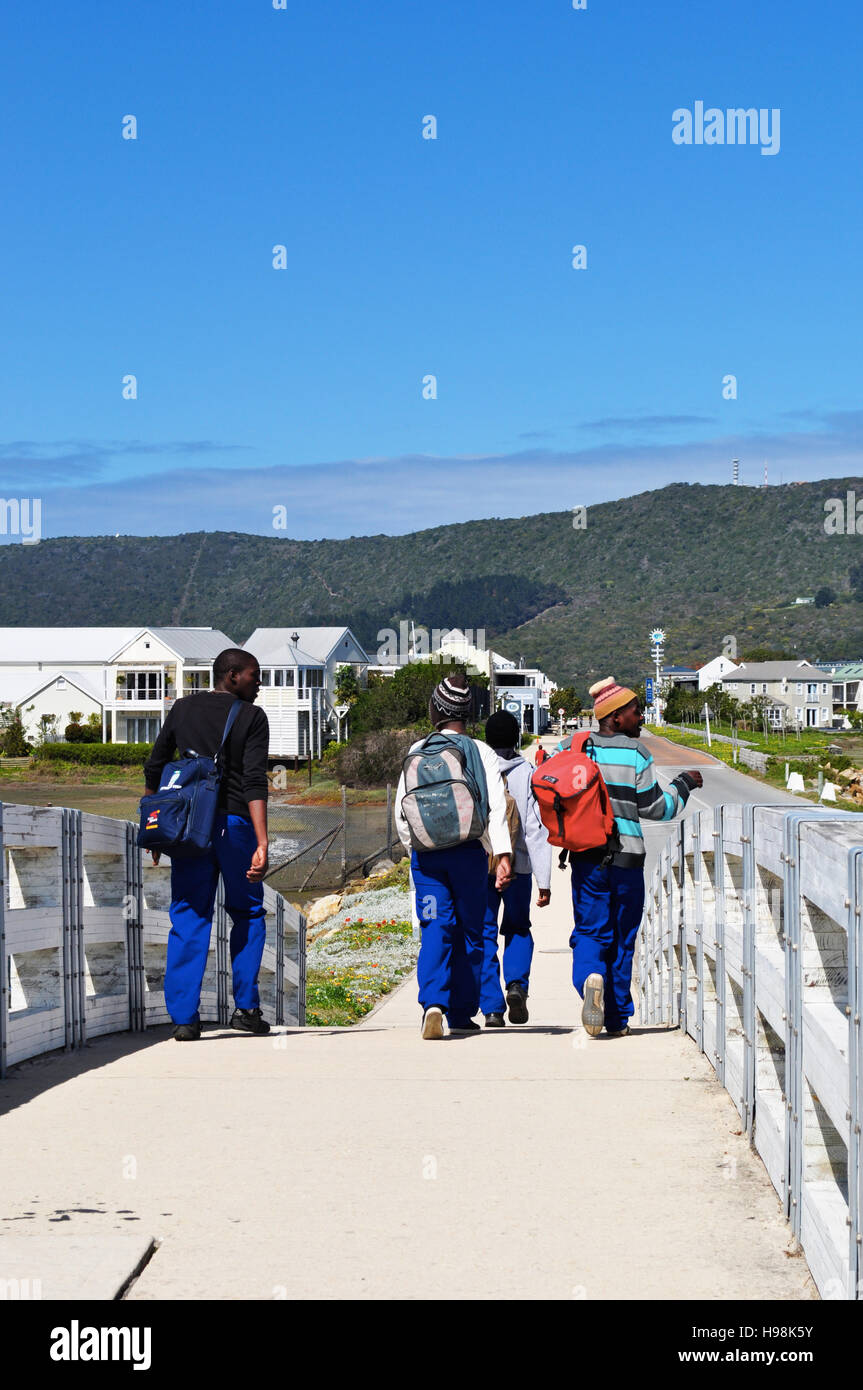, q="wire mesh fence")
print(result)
[265,787,404,892]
